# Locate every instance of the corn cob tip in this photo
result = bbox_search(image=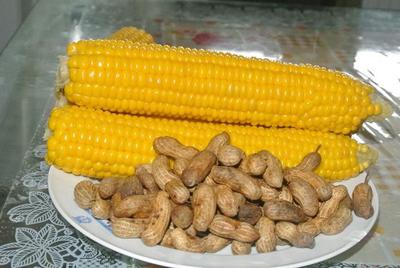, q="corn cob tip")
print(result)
[357,144,378,171]
[55,56,69,99]
[365,95,392,123]
[43,128,52,141]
